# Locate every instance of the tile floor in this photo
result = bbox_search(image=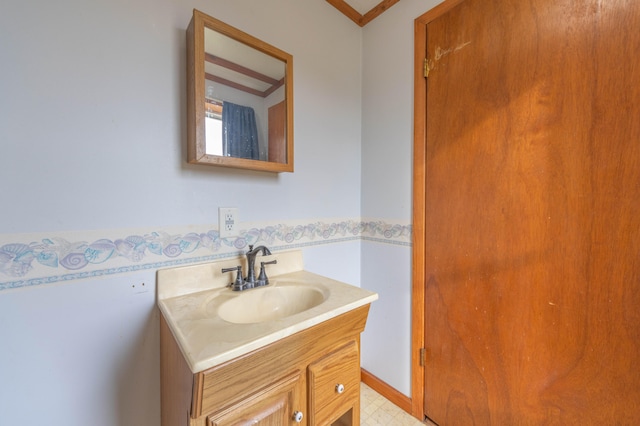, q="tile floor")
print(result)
[360,383,436,426]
